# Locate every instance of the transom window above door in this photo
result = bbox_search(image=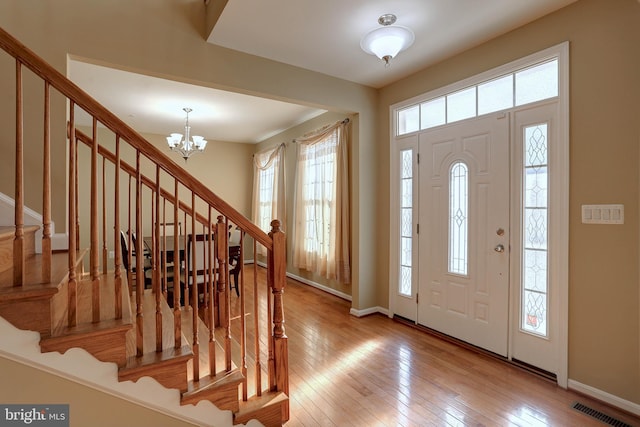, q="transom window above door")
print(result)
[397,59,558,136]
